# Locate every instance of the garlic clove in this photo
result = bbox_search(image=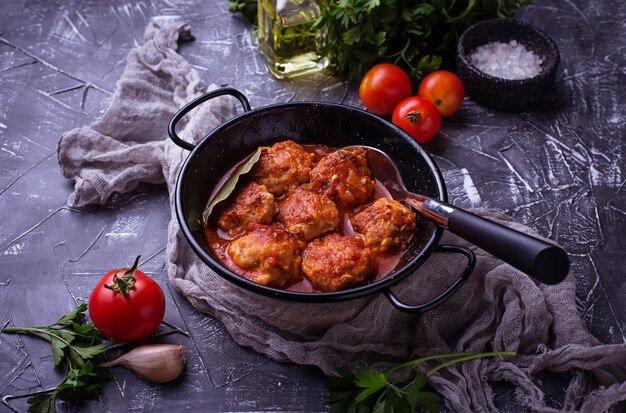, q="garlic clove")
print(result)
[101,344,186,383]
